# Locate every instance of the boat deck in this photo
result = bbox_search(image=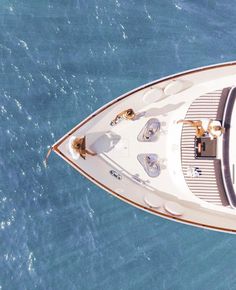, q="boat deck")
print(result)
[181,87,236,207]
[53,62,236,232]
